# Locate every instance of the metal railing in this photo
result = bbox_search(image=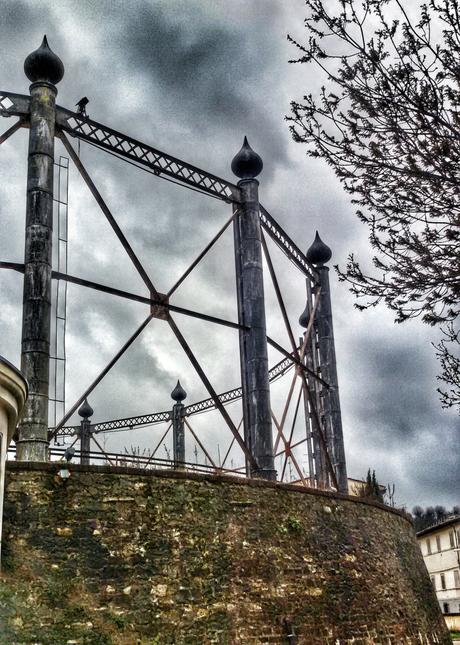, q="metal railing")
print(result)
[7,445,247,477]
